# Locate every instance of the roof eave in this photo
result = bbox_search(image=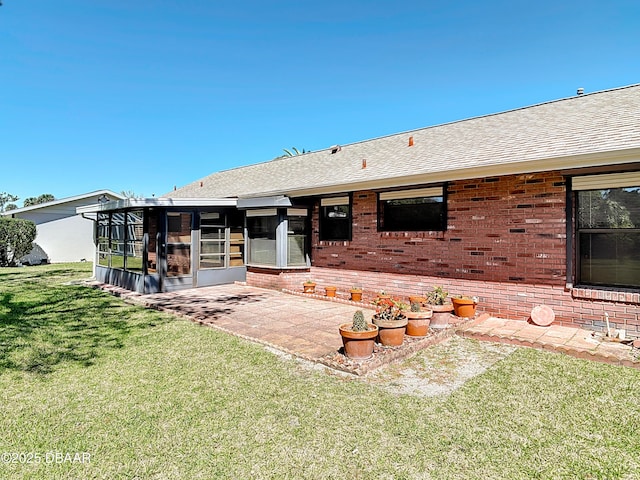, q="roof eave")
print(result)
[76,197,238,214]
[1,190,125,216]
[273,147,640,198]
